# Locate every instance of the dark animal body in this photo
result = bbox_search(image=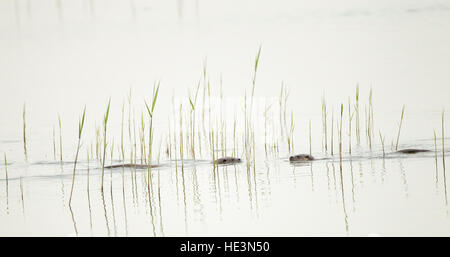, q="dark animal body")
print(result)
[214,157,241,165]
[289,154,315,162]
[396,149,431,154]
